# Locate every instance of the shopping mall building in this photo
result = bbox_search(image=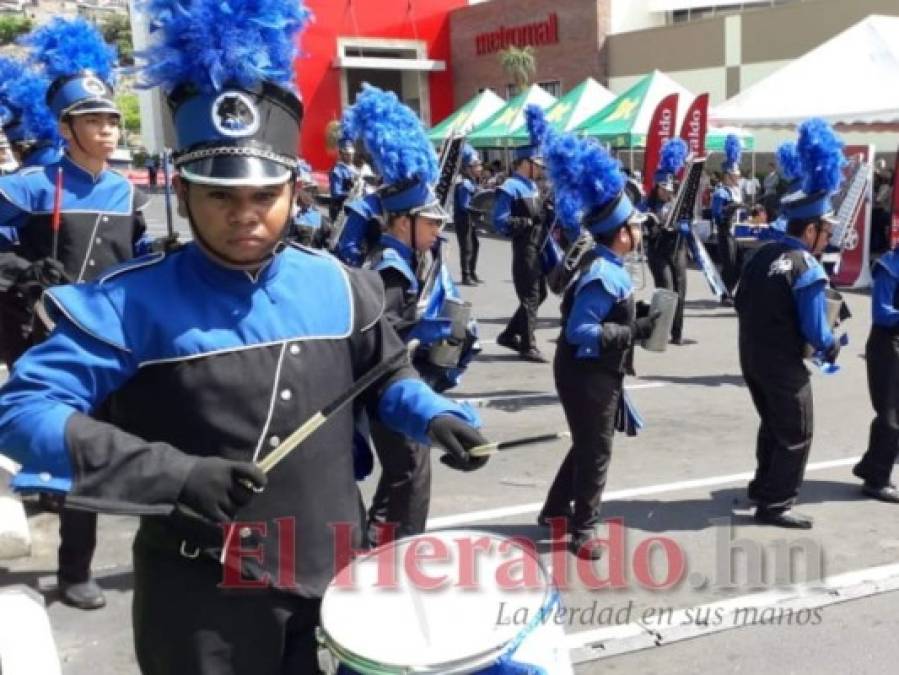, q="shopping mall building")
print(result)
[134,0,899,170]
